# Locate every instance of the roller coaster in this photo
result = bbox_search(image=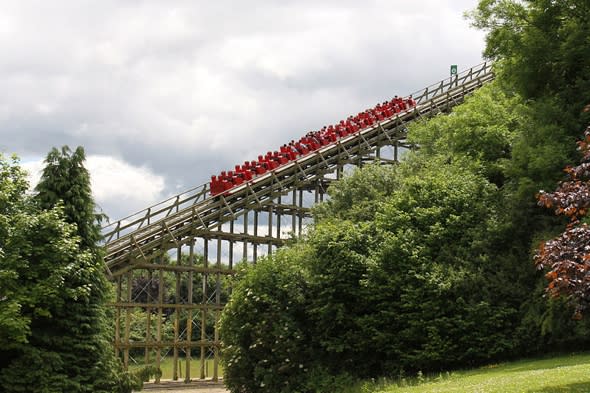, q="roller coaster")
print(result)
[102,62,494,383]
